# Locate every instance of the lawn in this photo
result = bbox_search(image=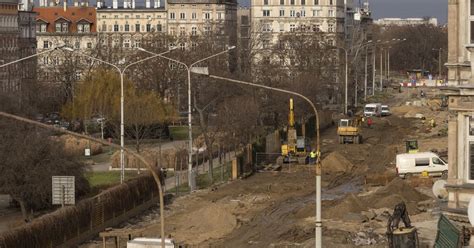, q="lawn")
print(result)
[85,171,142,188]
[169,126,201,140]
